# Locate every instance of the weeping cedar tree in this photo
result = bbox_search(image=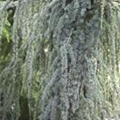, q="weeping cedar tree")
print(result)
[0,0,120,120]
